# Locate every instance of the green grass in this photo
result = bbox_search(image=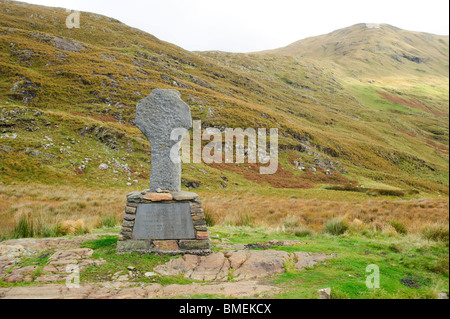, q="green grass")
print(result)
[389,220,408,235]
[95,215,119,229]
[10,212,62,239]
[273,235,448,299]
[324,218,349,236]
[422,224,450,243]
[351,84,416,113]
[209,226,449,299]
